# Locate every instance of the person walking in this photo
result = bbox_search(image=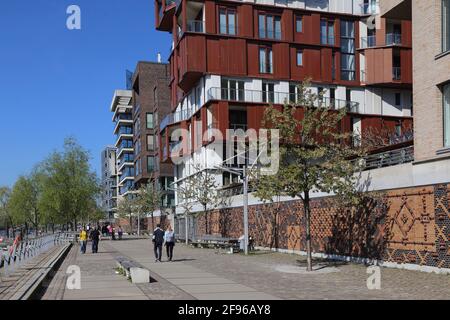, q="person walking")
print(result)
[152,224,165,262]
[90,227,101,254]
[164,226,175,262]
[118,226,123,240]
[79,227,88,254]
